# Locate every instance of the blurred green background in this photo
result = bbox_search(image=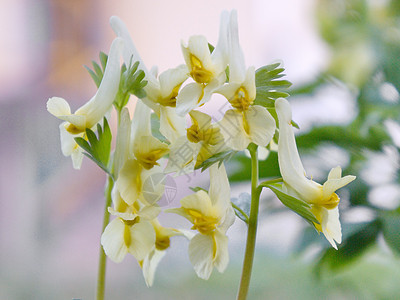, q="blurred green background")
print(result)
[1,0,399,299]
